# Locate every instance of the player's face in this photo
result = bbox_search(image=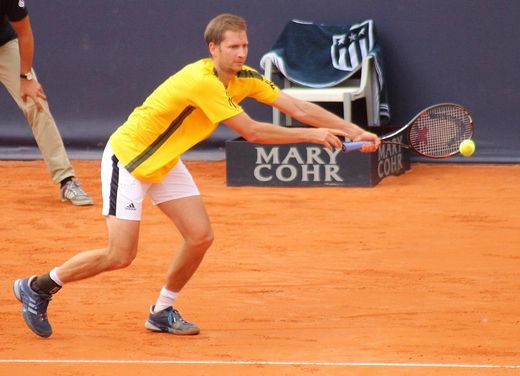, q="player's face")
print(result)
[211,30,248,74]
